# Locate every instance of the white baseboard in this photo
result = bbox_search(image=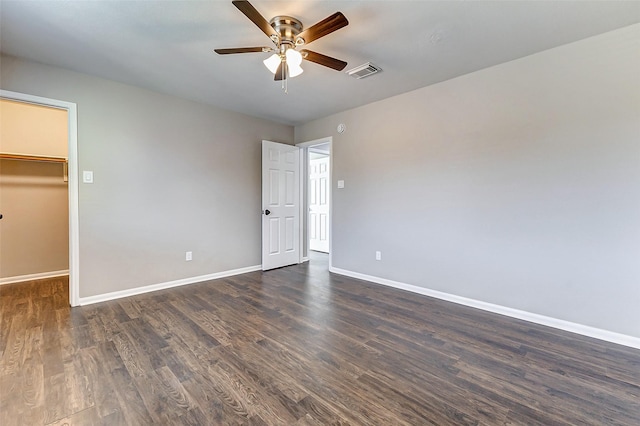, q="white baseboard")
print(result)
[0,270,69,285]
[78,265,262,306]
[329,266,640,350]
[301,257,310,263]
